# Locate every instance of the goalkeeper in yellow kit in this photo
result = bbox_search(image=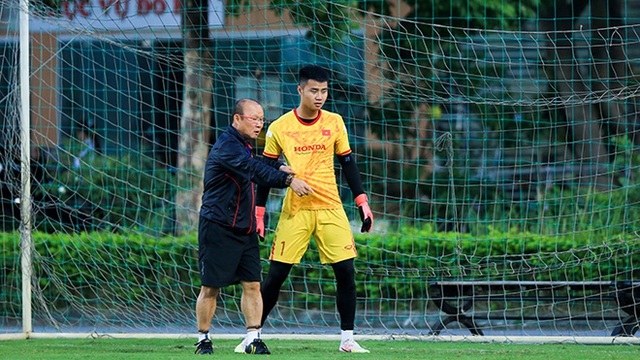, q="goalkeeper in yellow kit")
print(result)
[250,65,374,353]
